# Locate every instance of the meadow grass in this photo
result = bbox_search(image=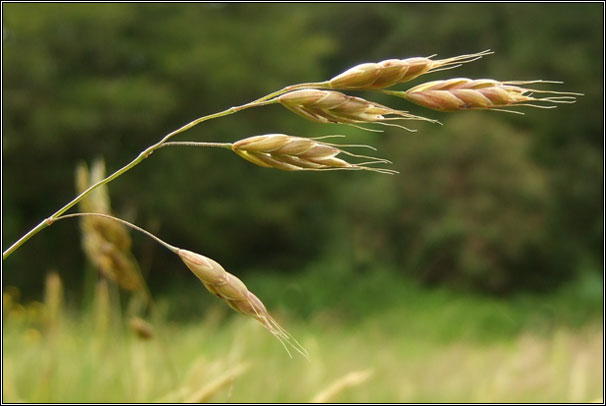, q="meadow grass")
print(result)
[3,270,603,403]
